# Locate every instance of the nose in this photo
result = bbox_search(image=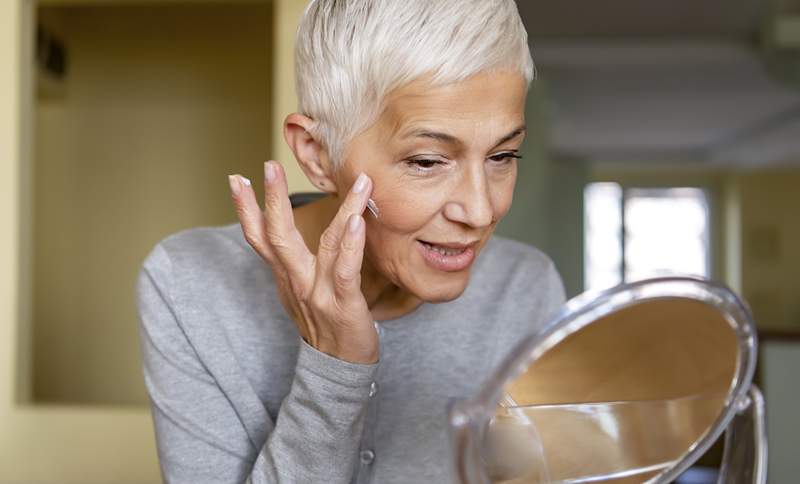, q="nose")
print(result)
[442,163,494,228]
